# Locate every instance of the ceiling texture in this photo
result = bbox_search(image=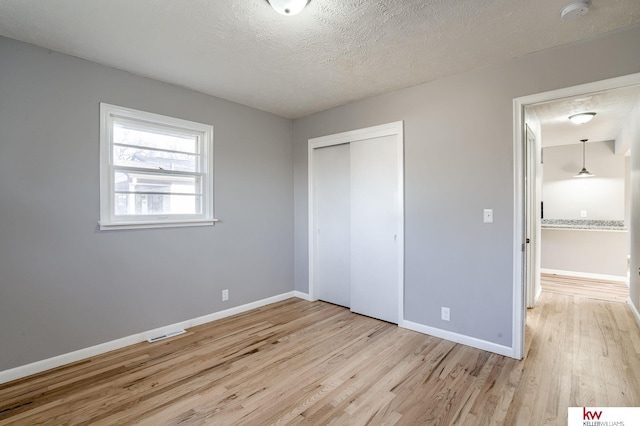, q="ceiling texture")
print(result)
[0,0,639,119]
[532,85,640,149]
